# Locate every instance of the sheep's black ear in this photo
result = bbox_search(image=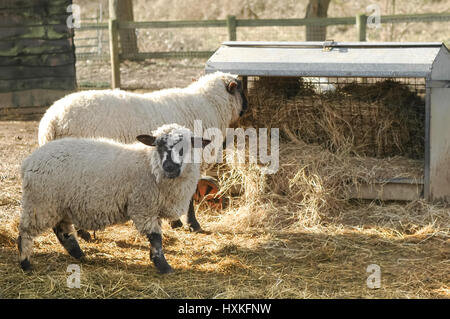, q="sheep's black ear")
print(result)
[201,138,212,148]
[137,135,157,146]
[191,137,211,148]
[226,80,237,94]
